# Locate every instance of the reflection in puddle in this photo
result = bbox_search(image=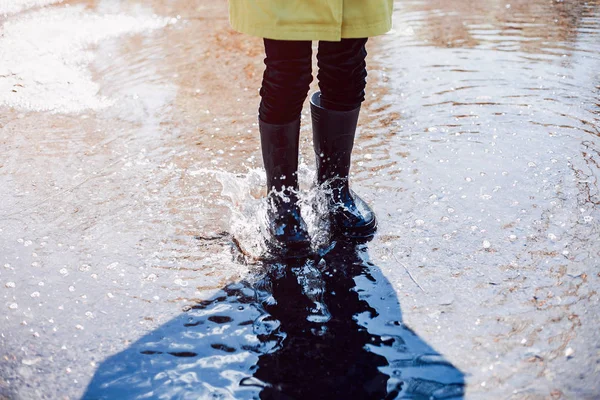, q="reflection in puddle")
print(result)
[83,244,464,399]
